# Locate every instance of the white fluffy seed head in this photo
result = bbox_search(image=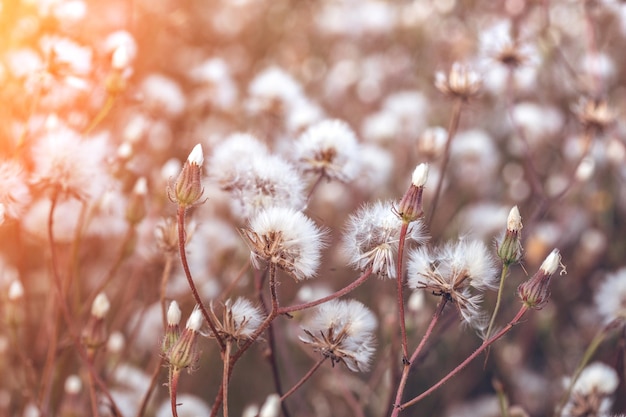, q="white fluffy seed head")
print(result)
[259,393,281,417]
[64,375,82,394]
[594,268,626,325]
[245,206,326,281]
